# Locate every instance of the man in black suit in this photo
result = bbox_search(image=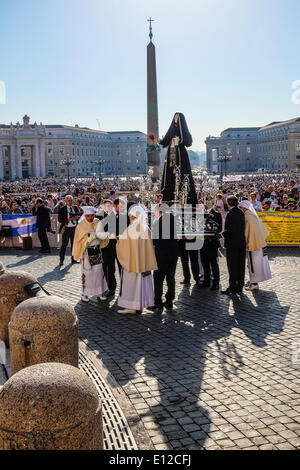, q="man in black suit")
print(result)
[178,237,200,286]
[151,204,179,310]
[113,198,130,274]
[58,195,81,266]
[199,207,222,291]
[97,200,118,297]
[35,198,51,253]
[113,198,130,237]
[222,196,246,295]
